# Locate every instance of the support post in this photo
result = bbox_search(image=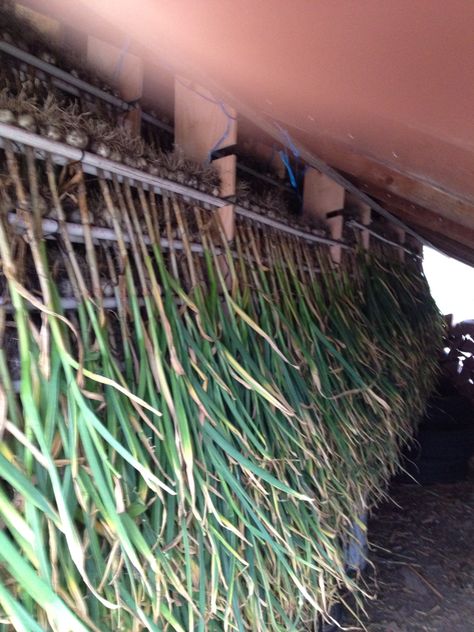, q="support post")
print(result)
[15,4,62,42]
[303,168,345,263]
[394,227,406,262]
[87,36,143,135]
[175,78,237,240]
[346,192,371,250]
